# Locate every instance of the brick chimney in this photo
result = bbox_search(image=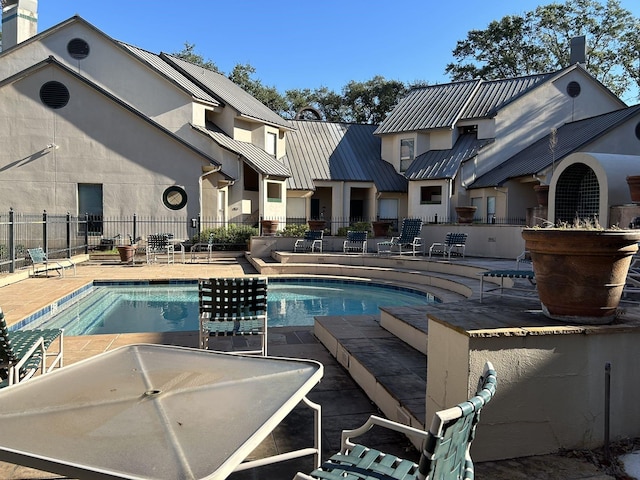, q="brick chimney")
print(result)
[1,0,38,51]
